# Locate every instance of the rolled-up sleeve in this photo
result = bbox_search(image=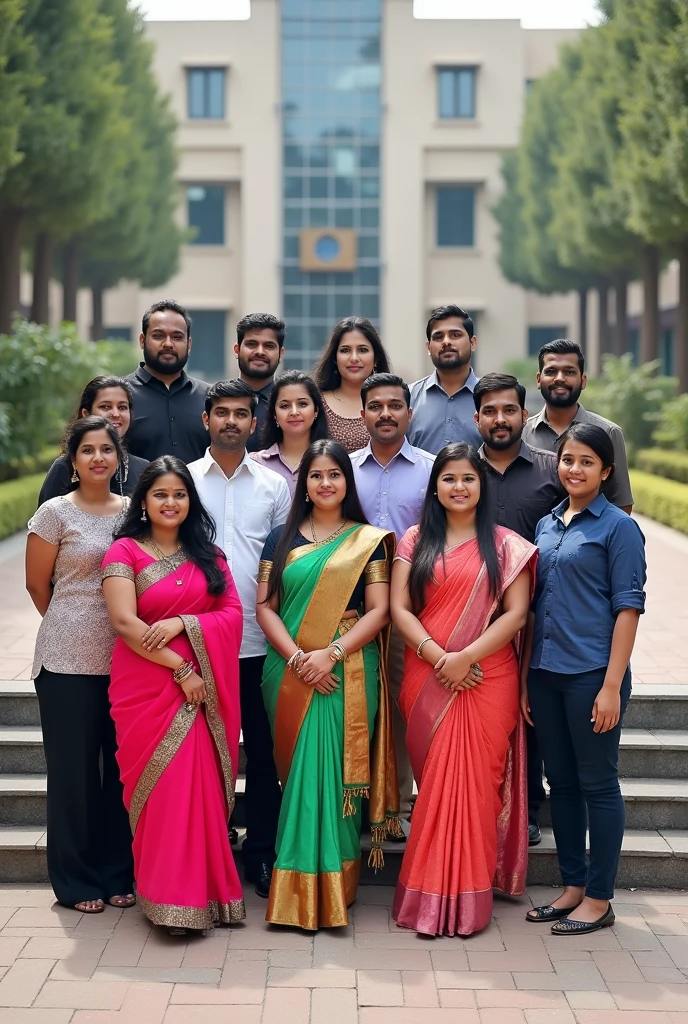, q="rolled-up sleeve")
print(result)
[608,515,646,615]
